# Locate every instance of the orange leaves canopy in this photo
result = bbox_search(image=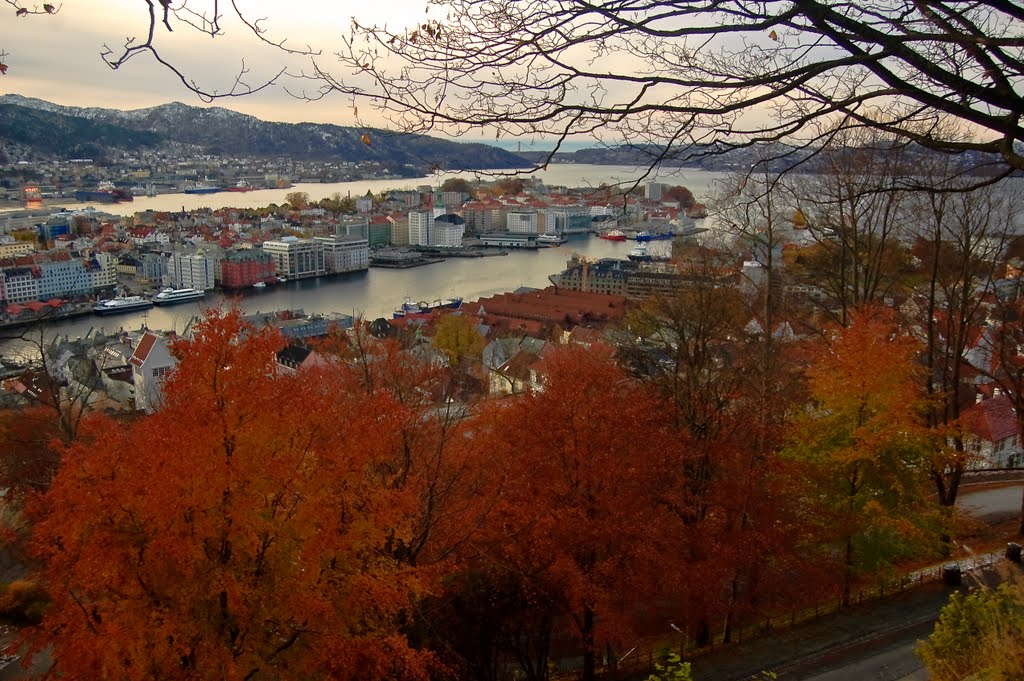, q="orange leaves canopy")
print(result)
[25,309,433,681]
